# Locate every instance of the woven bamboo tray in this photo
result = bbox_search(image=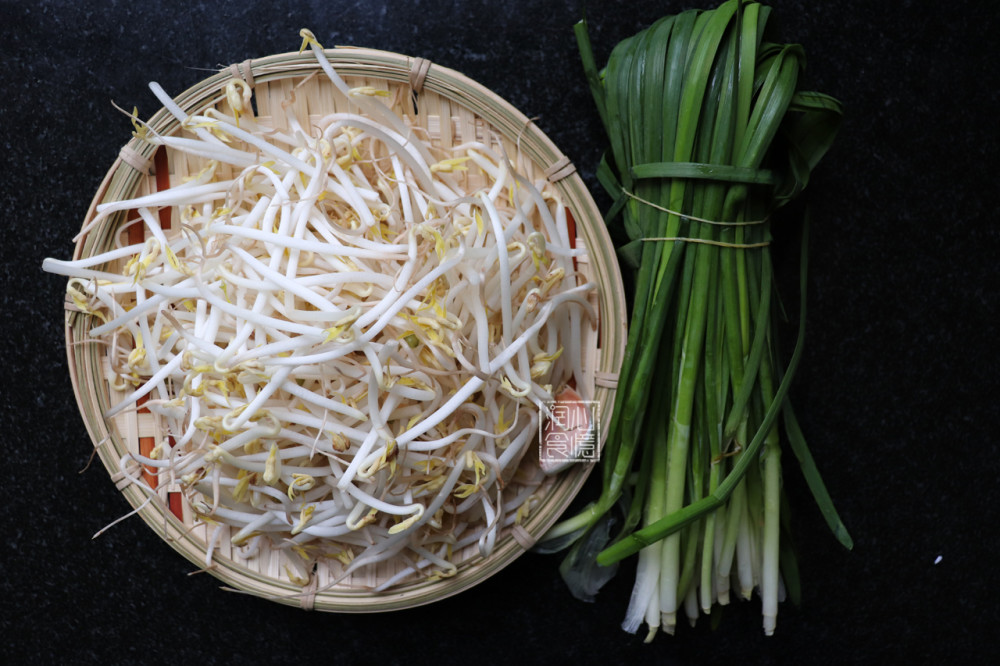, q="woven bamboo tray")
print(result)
[65,46,626,611]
